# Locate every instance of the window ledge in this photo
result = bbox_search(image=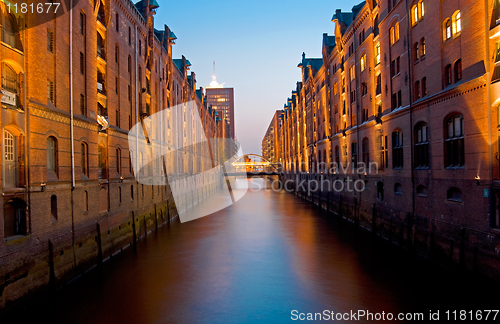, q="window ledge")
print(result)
[445,166,465,170]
